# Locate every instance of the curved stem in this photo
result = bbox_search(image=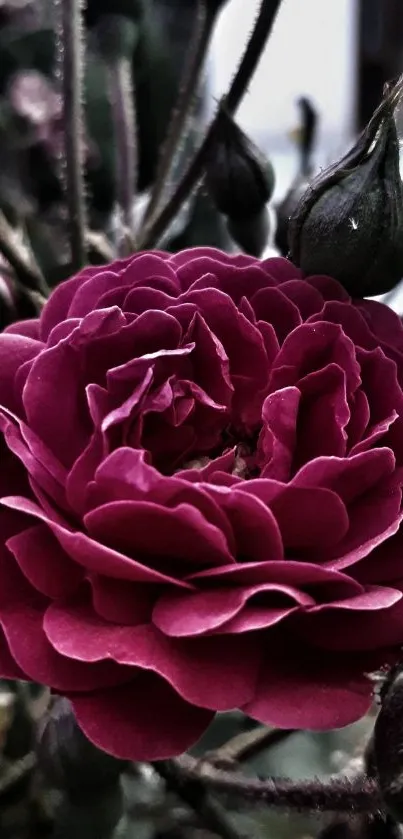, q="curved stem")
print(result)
[106,56,138,254]
[0,211,48,295]
[143,1,214,227]
[208,726,296,767]
[138,120,217,249]
[225,0,280,113]
[154,761,242,839]
[173,755,383,815]
[139,0,283,249]
[56,0,87,271]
